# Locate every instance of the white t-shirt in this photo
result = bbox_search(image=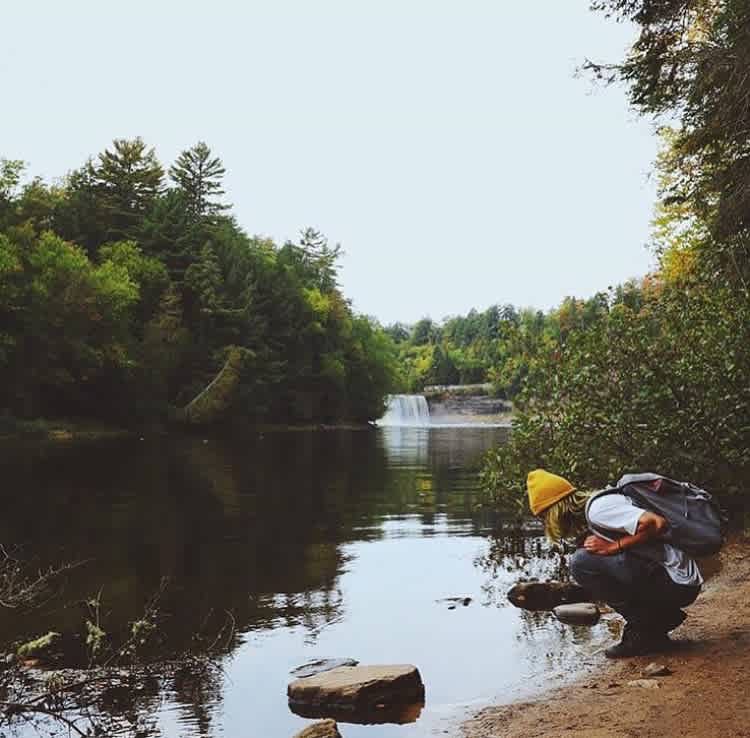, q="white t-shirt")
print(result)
[588,494,703,586]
